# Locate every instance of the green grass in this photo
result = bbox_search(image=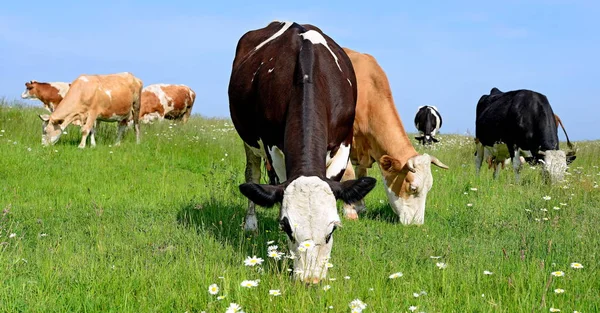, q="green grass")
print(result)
[0,100,598,313]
